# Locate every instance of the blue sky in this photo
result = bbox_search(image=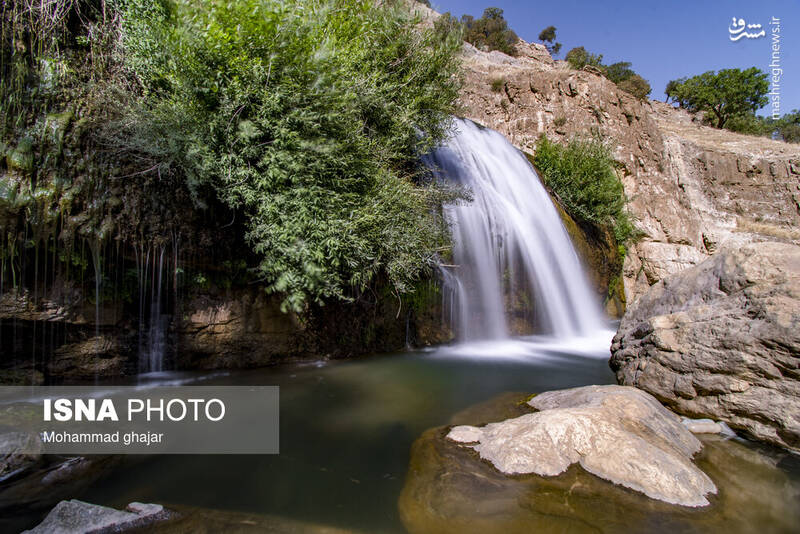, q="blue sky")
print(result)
[431,0,798,116]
